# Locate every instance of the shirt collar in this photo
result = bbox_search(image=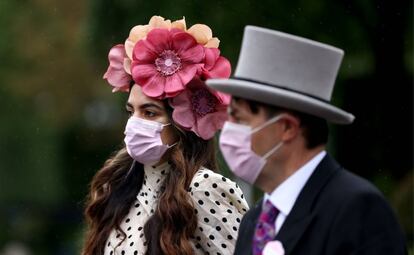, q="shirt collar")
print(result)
[264,151,326,216]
